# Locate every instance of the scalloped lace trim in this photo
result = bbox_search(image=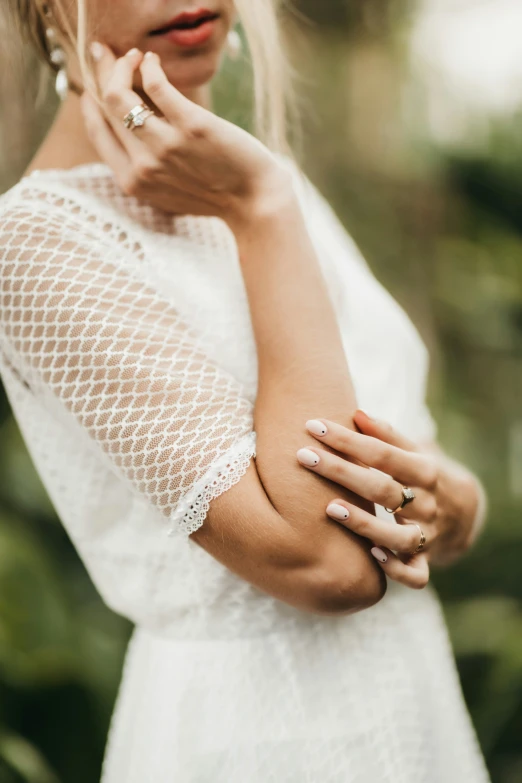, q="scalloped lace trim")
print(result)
[167,432,257,536]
